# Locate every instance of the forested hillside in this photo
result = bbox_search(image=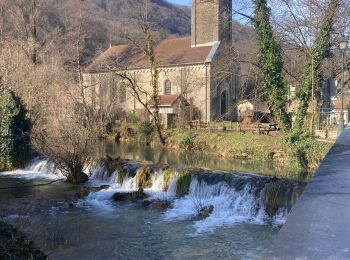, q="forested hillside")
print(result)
[0,0,254,66]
